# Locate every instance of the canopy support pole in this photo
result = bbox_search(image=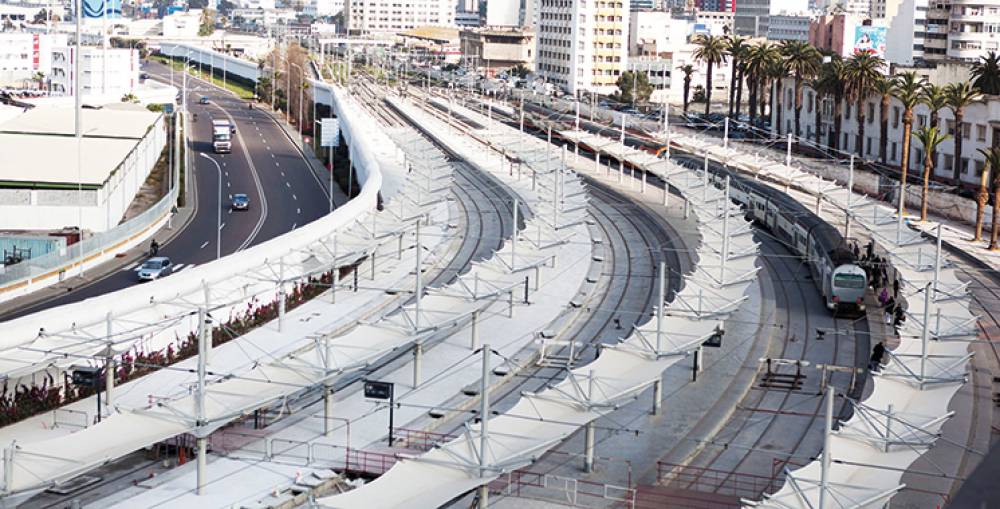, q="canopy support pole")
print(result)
[920,282,932,381]
[934,223,942,292]
[196,306,208,496]
[819,385,834,509]
[653,379,662,415]
[415,221,422,330]
[478,344,492,509]
[720,177,731,283]
[471,310,480,350]
[413,342,423,388]
[331,233,338,304]
[277,257,286,332]
[512,199,519,268]
[584,370,596,473]
[105,312,114,413]
[845,155,854,239]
